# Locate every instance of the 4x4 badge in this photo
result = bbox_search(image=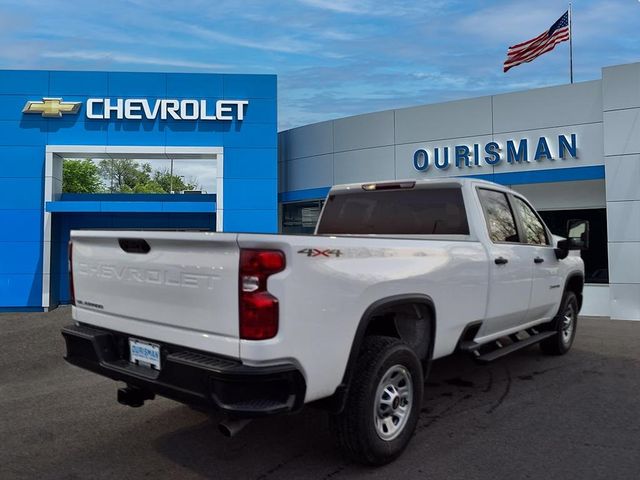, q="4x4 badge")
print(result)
[297,248,341,257]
